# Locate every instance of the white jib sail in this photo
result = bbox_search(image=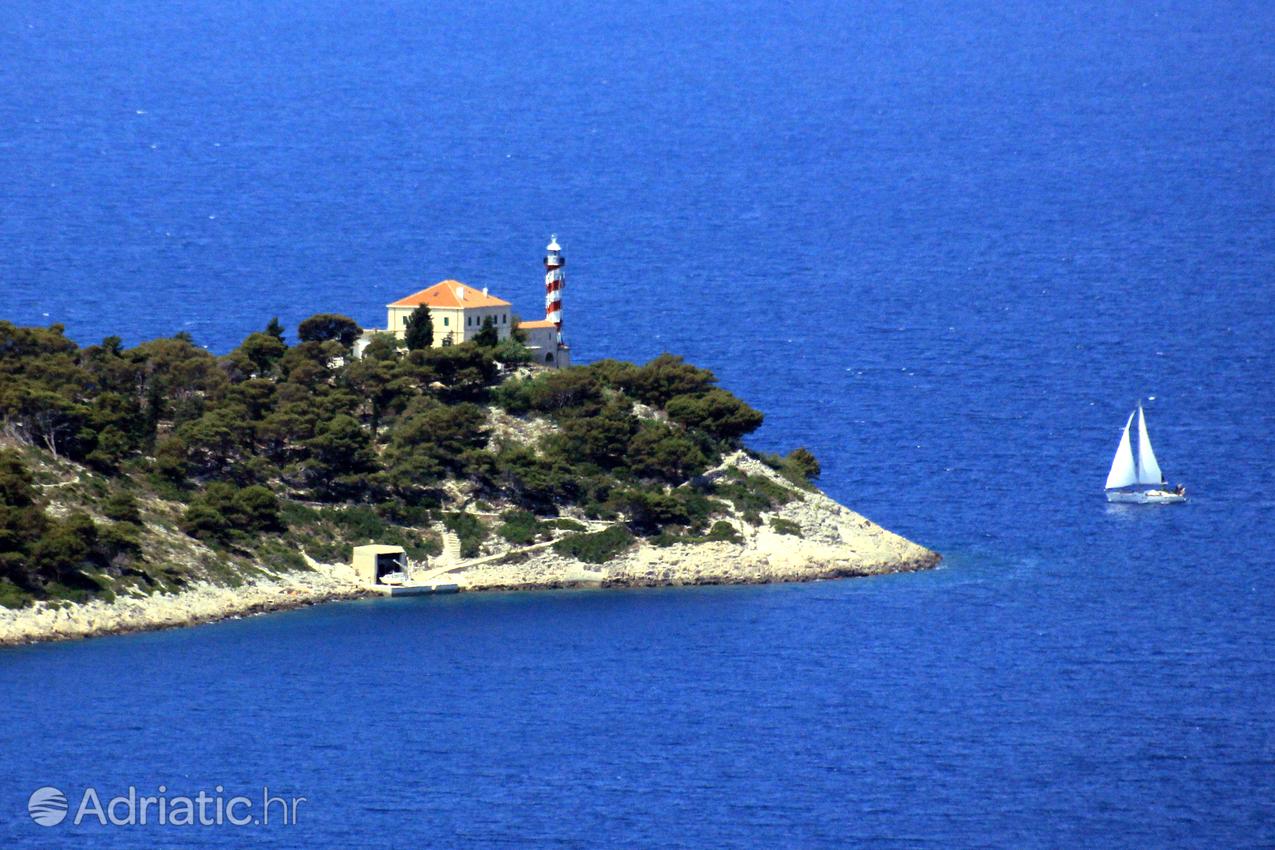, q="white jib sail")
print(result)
[1106,412,1138,490]
[1136,405,1163,485]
